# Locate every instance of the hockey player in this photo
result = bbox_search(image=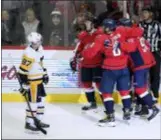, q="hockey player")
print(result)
[119,18,159,119]
[18,32,50,132]
[81,19,138,127]
[70,12,104,111]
